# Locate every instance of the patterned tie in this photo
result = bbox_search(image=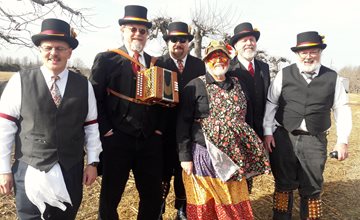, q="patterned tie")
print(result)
[303,72,315,82]
[248,62,255,77]
[50,75,62,107]
[177,59,184,73]
[132,52,141,73]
